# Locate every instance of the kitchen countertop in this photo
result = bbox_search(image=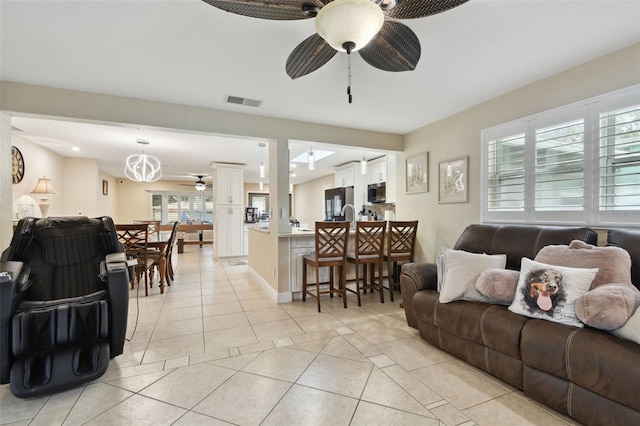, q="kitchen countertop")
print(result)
[278,227,357,238]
